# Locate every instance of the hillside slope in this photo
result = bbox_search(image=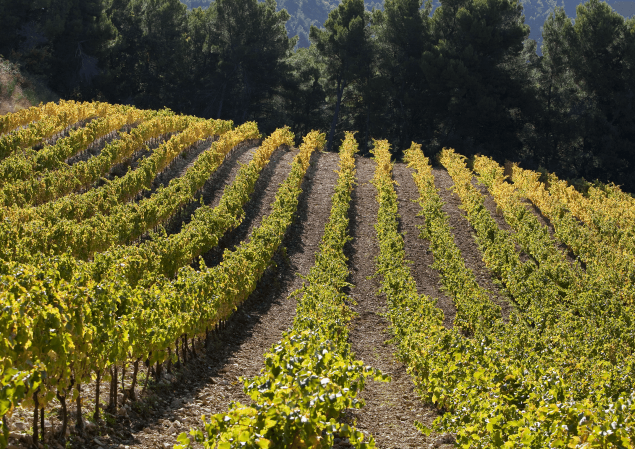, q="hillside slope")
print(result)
[0,57,59,115]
